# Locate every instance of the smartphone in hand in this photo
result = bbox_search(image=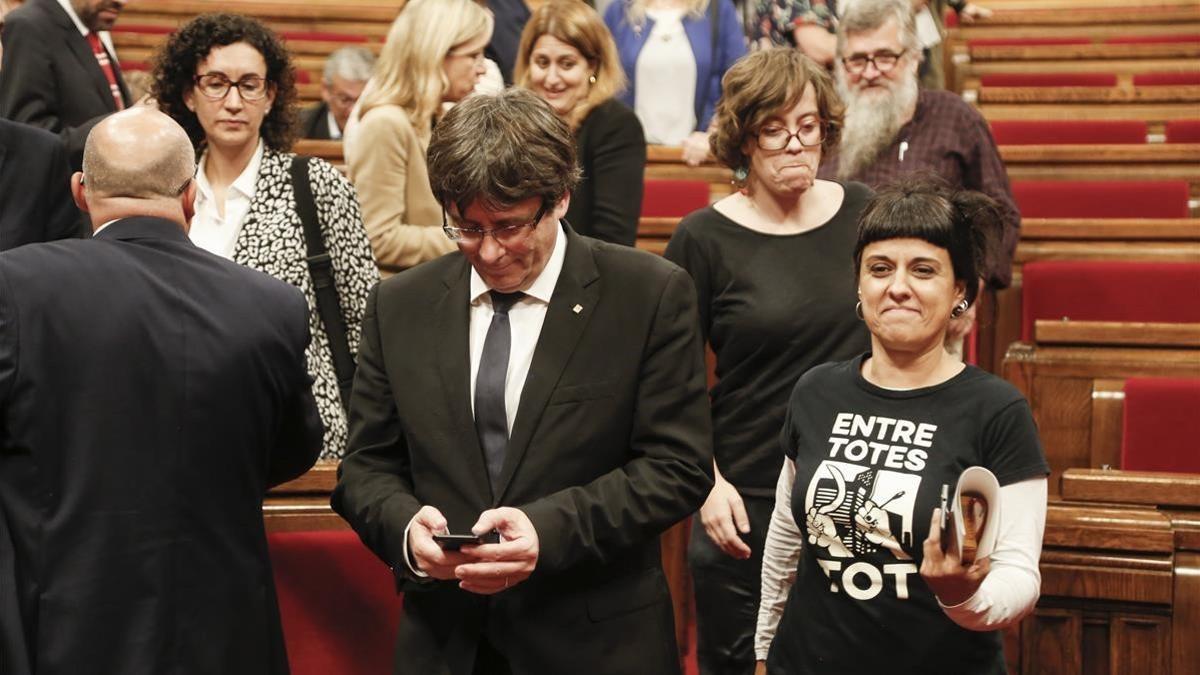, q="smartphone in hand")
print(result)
[432,531,501,550]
